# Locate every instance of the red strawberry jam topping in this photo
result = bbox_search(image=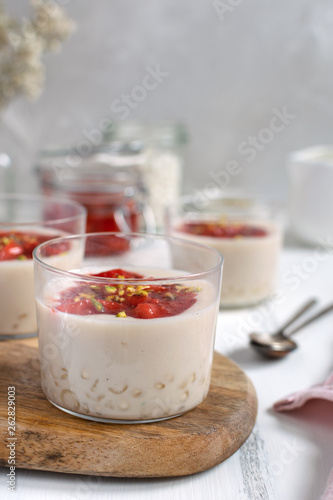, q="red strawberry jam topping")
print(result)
[0,231,67,261]
[56,268,199,319]
[181,221,267,238]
